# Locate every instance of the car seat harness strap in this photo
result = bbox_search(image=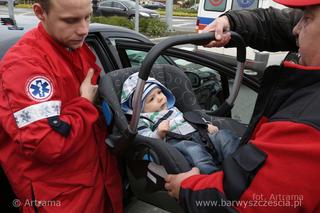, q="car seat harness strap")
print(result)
[150,110,173,131]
